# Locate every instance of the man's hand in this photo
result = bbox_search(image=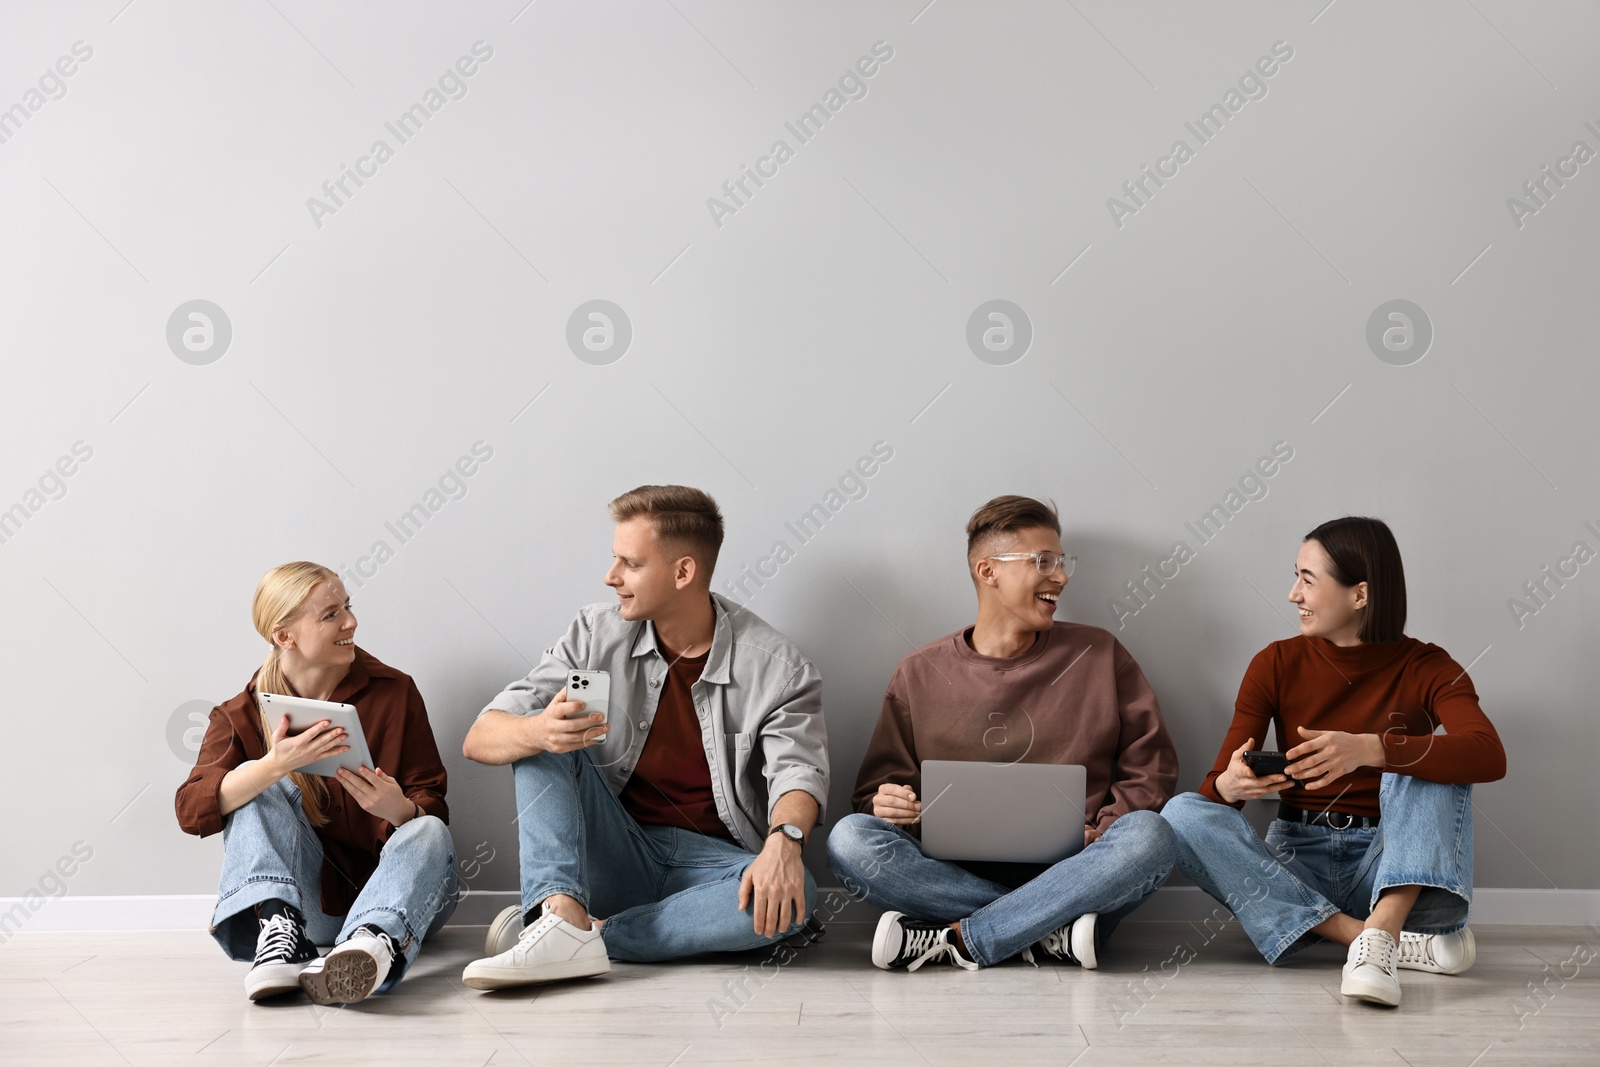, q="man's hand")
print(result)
[738,832,806,938]
[872,783,921,825]
[337,765,415,826]
[527,687,610,754]
[1214,737,1293,804]
[1084,824,1103,847]
[1286,727,1384,790]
